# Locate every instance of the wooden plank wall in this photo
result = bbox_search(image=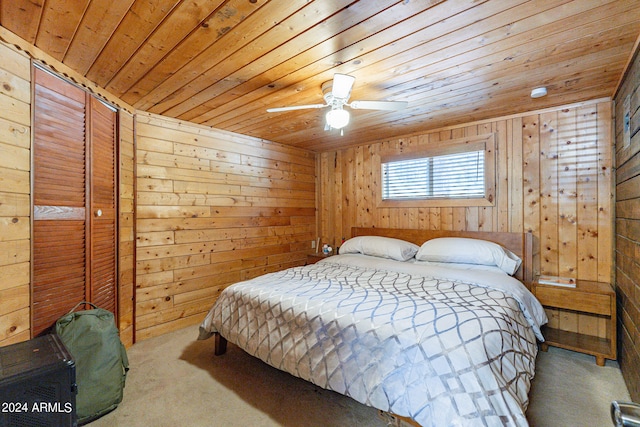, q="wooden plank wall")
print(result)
[0,40,31,345]
[134,113,316,341]
[318,99,614,337]
[614,44,640,401]
[119,110,136,346]
[0,39,137,347]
